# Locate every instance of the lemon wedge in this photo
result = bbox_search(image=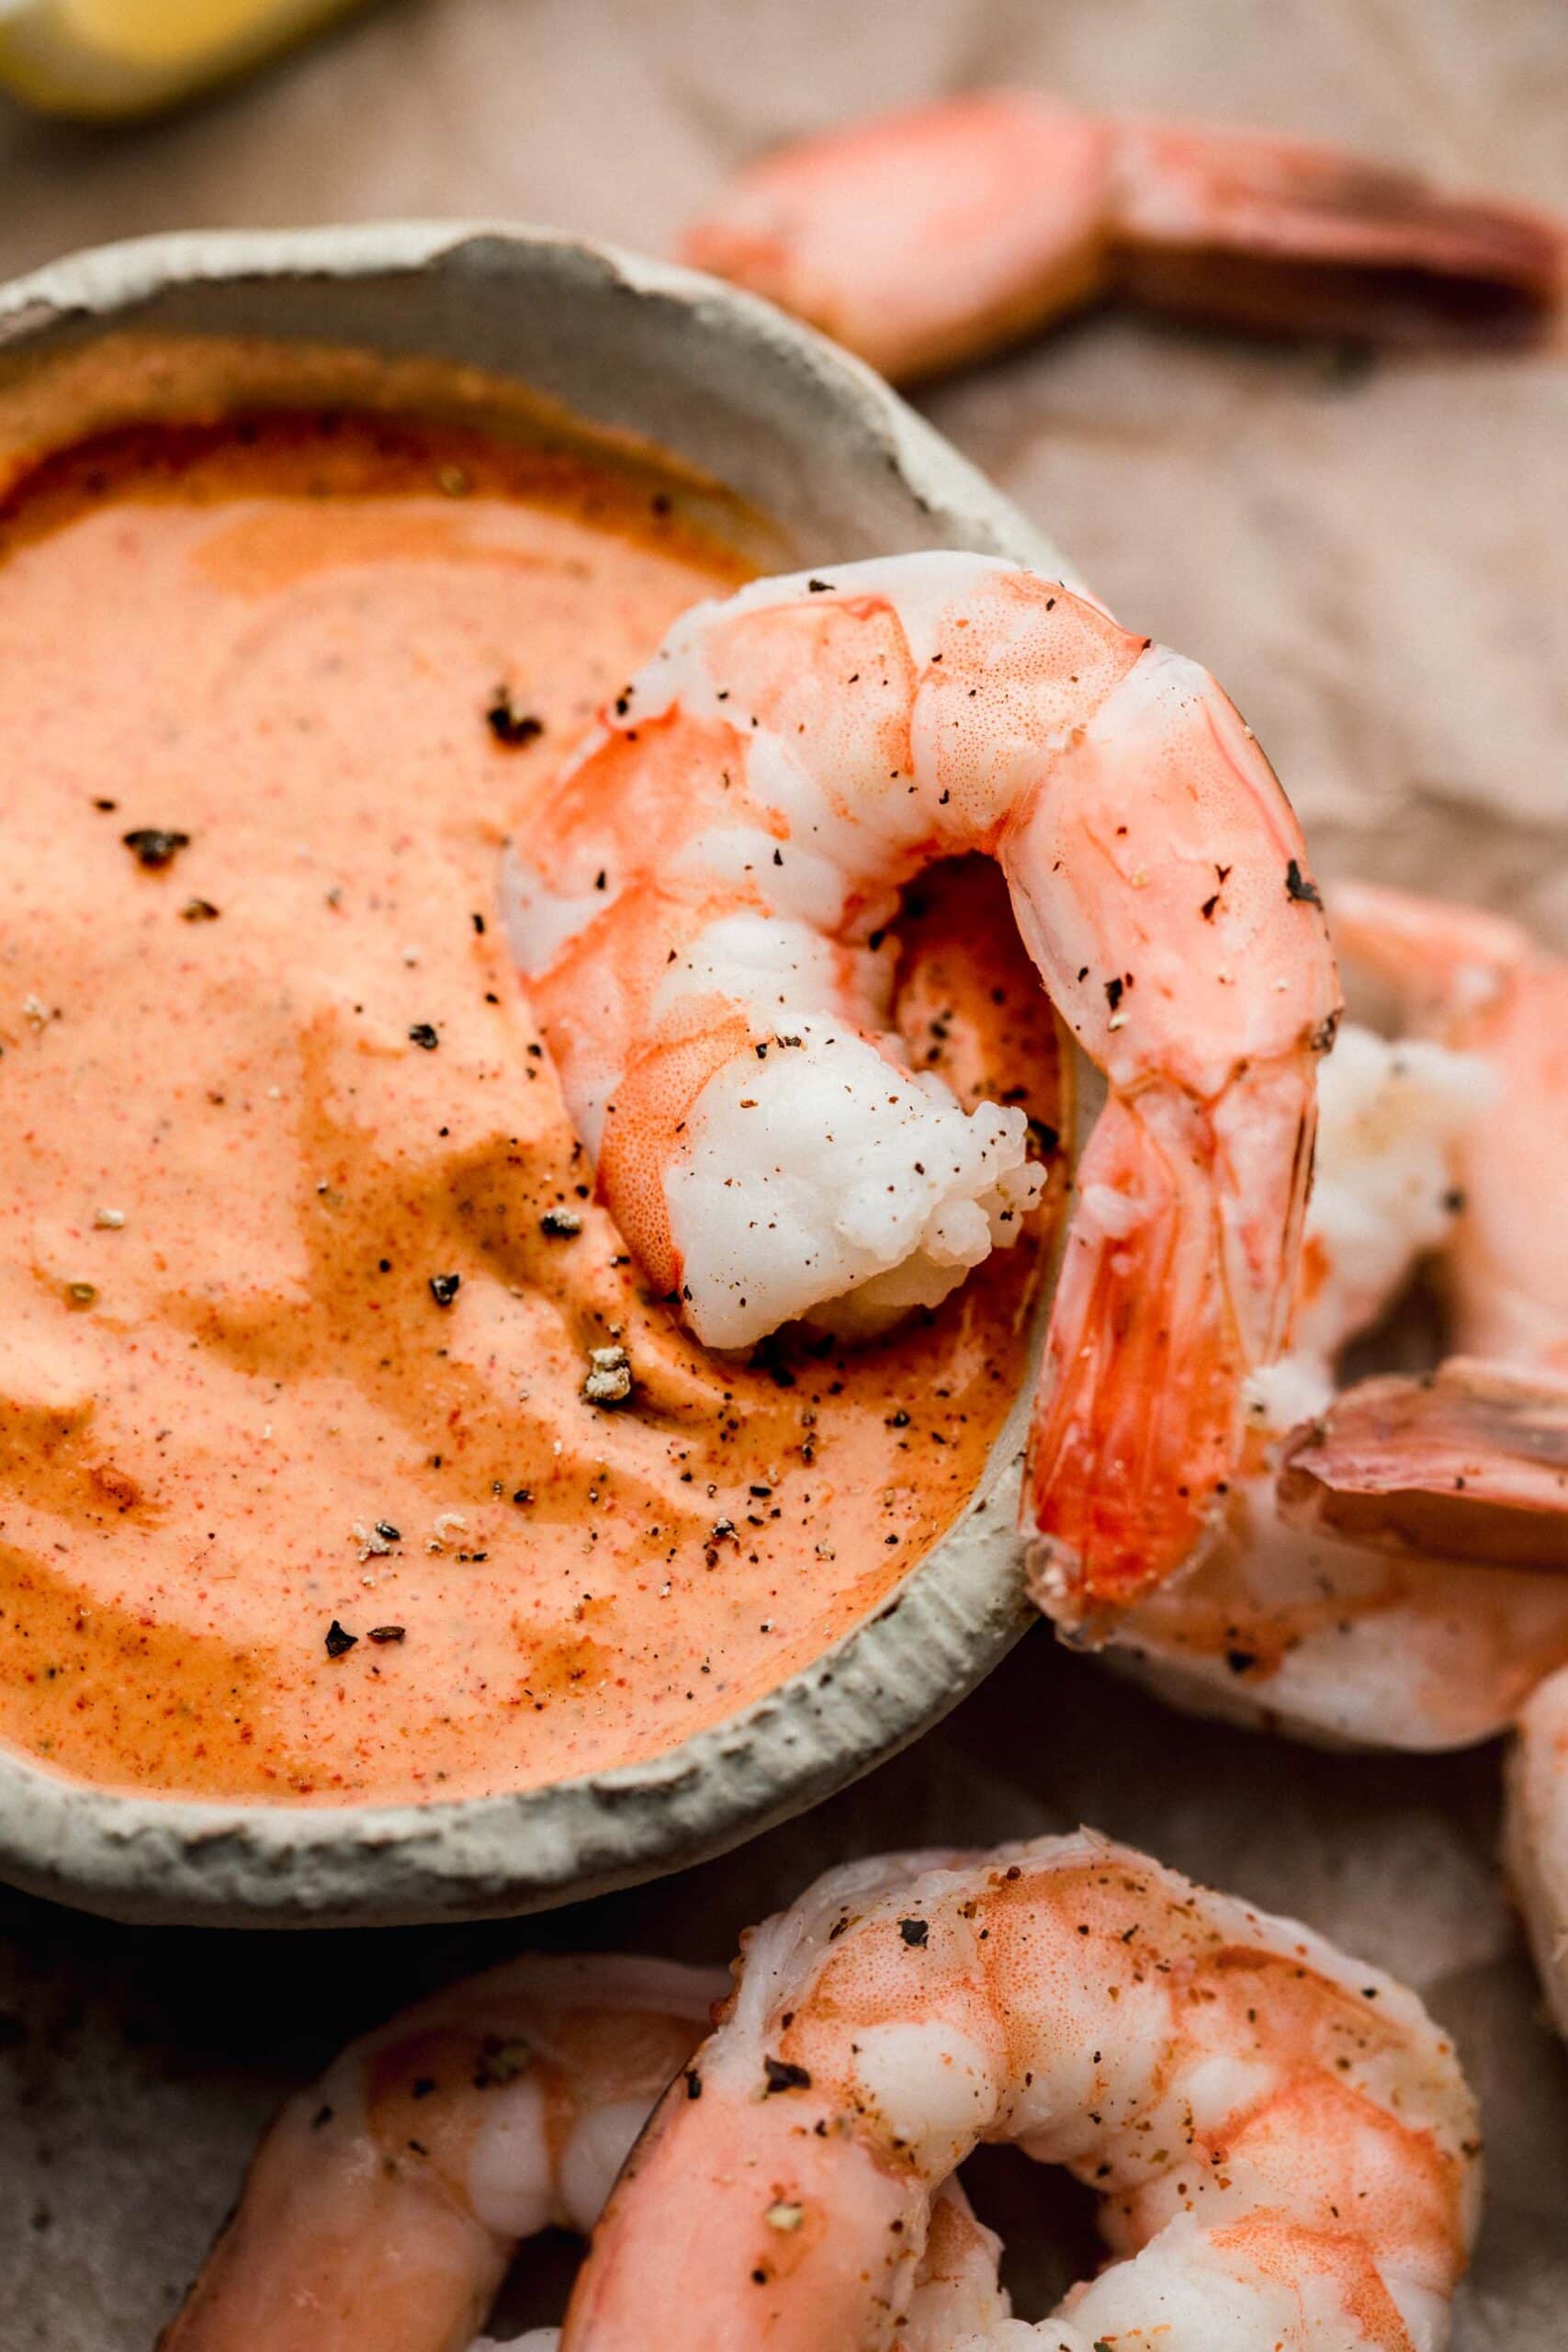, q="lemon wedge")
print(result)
[0,0,366,118]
